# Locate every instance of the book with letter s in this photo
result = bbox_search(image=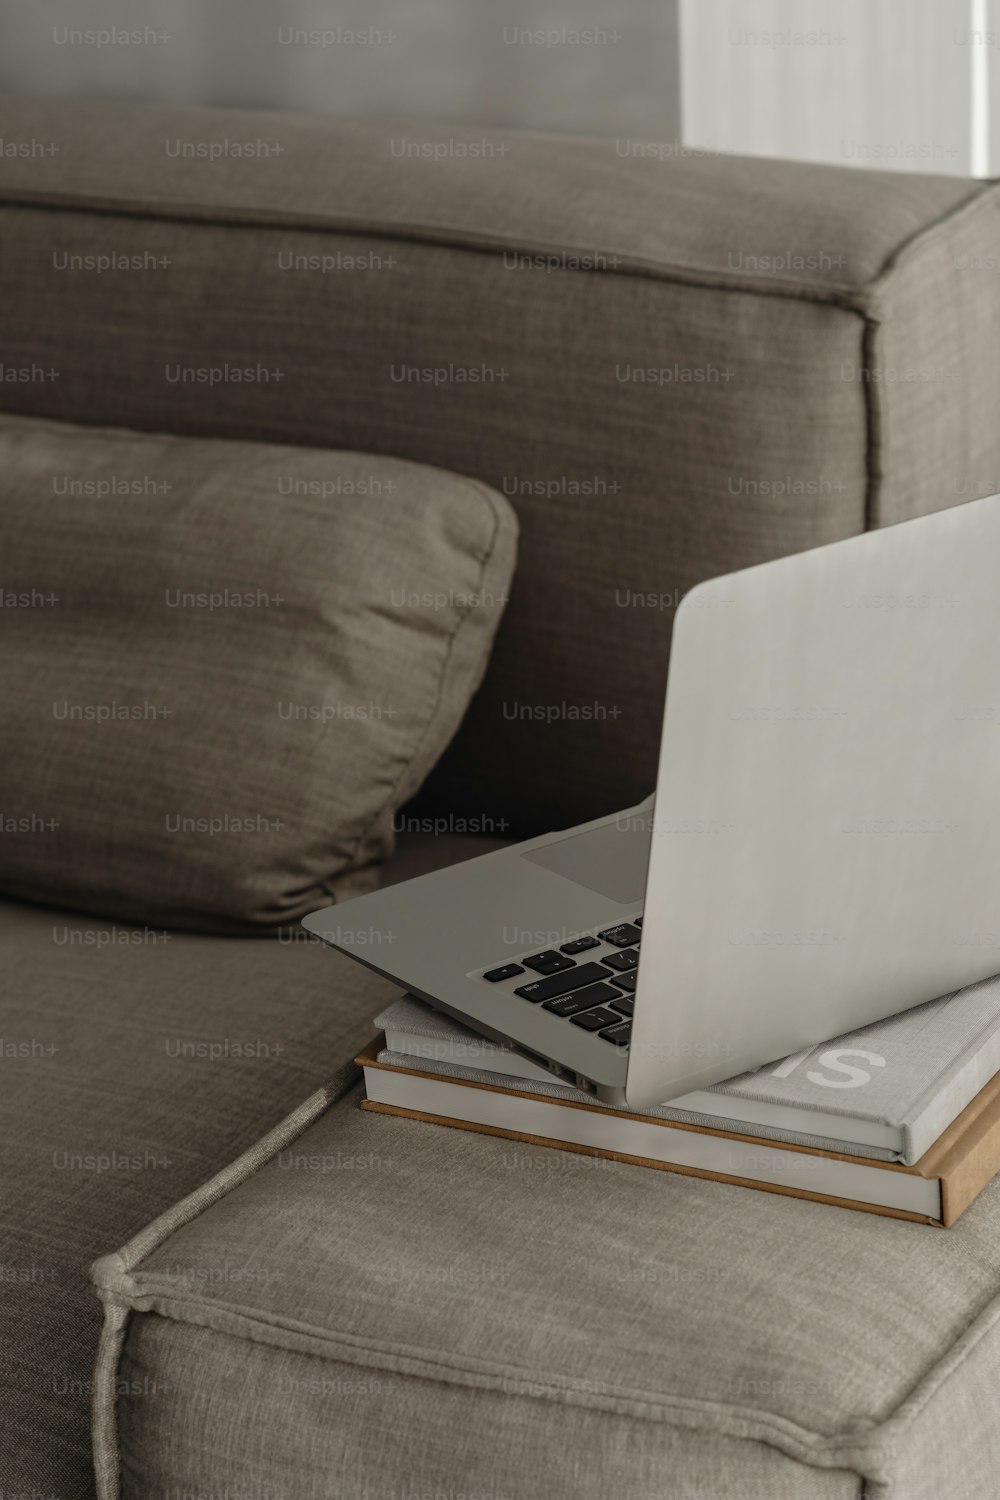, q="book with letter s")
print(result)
[358,980,1000,1226]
